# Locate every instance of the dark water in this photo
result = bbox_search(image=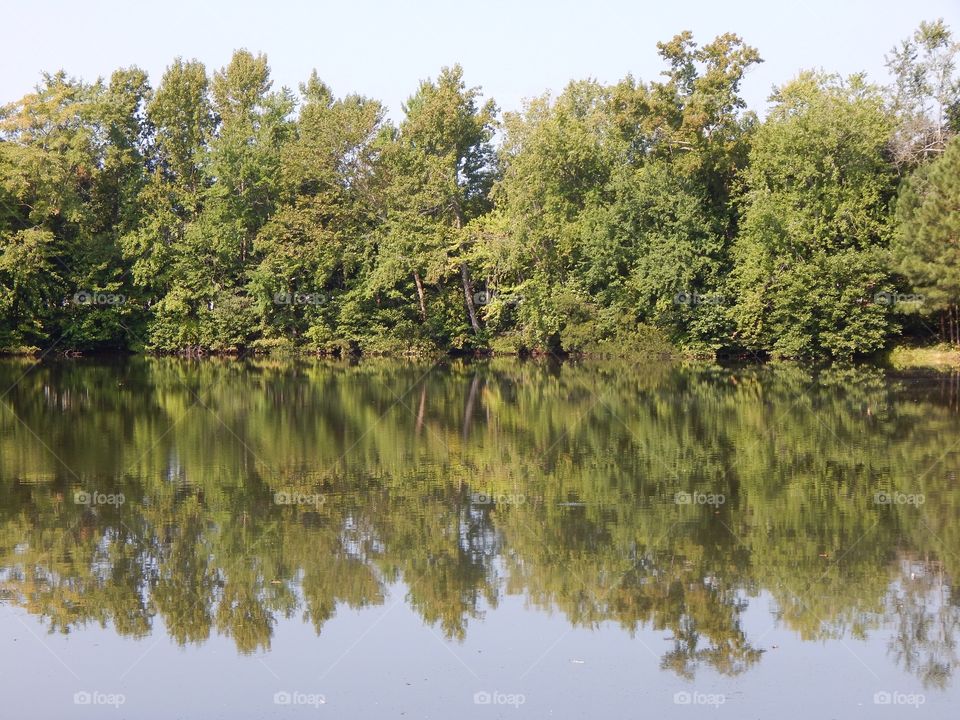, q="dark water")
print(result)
[1,357,959,718]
